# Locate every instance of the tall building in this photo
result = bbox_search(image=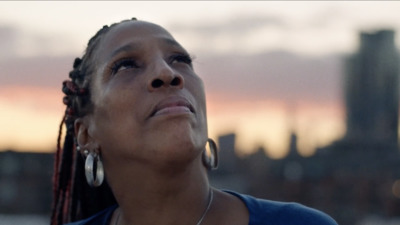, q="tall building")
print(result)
[344,30,399,144]
[314,29,400,224]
